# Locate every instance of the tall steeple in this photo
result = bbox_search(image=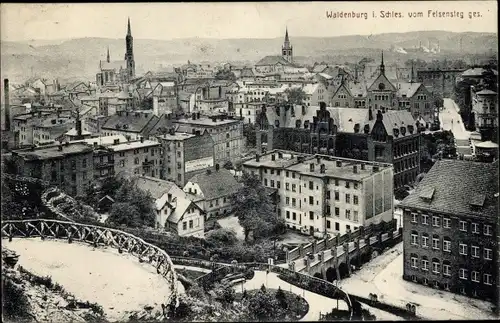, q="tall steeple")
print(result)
[125,17,135,80]
[281,26,293,64]
[106,47,110,63]
[380,51,385,75]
